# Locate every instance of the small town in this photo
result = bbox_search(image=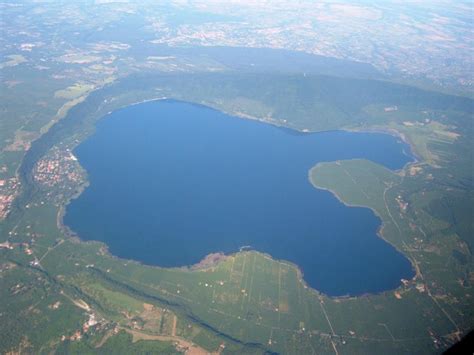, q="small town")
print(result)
[0,1,472,354]
[33,148,84,193]
[0,172,19,220]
